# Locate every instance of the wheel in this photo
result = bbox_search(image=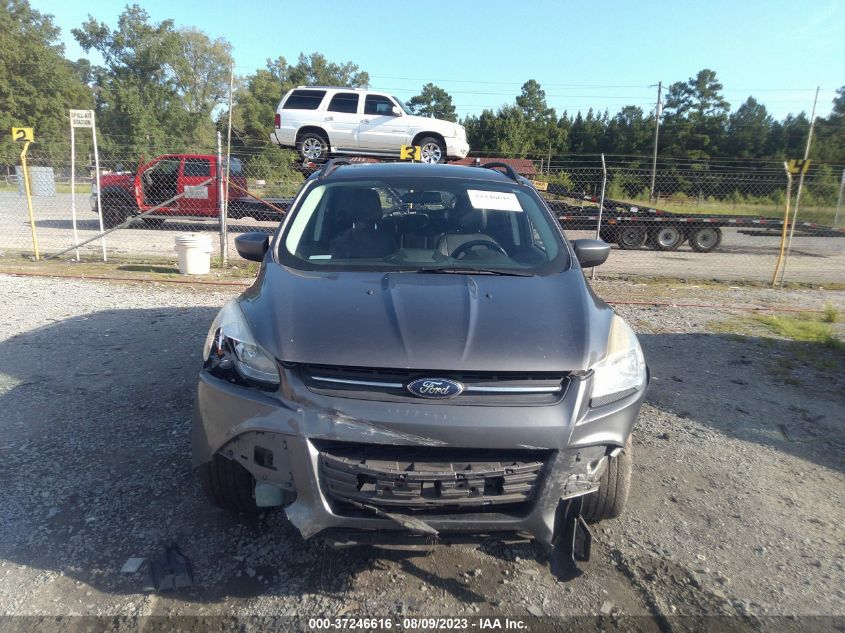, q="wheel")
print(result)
[198,454,260,514]
[101,201,130,229]
[651,225,684,251]
[297,132,329,163]
[615,226,648,249]
[418,136,447,164]
[141,217,165,229]
[581,436,633,523]
[688,226,722,253]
